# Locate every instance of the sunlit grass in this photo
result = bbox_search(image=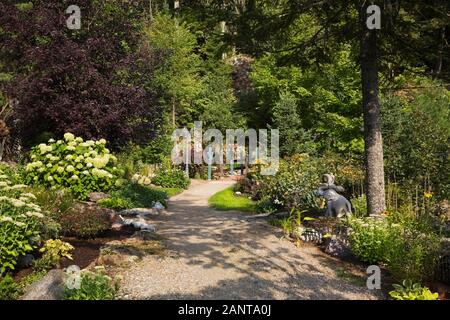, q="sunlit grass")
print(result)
[208,186,257,213]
